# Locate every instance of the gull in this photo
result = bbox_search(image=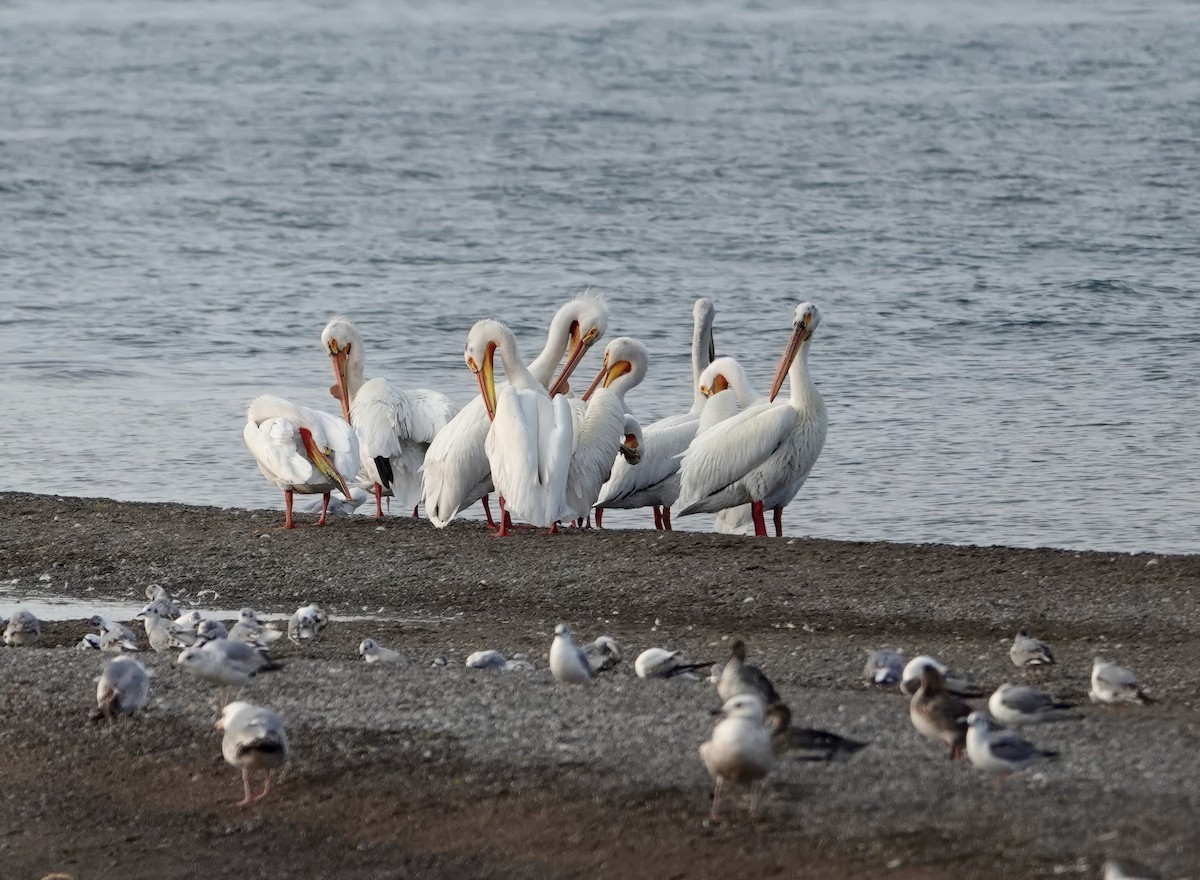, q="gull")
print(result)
[93,656,149,726]
[77,634,102,650]
[217,701,290,807]
[228,609,283,648]
[173,610,205,632]
[717,639,781,706]
[582,636,621,674]
[634,648,714,680]
[288,604,329,644]
[91,614,139,645]
[910,664,972,760]
[144,584,181,619]
[196,619,230,643]
[135,607,194,652]
[699,694,775,822]
[301,487,372,517]
[176,638,274,706]
[764,703,868,762]
[965,711,1057,787]
[3,609,40,647]
[99,628,139,653]
[863,648,905,686]
[1009,629,1055,668]
[900,655,982,698]
[550,624,595,685]
[466,650,533,672]
[358,639,407,665]
[1090,657,1154,706]
[988,683,1077,729]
